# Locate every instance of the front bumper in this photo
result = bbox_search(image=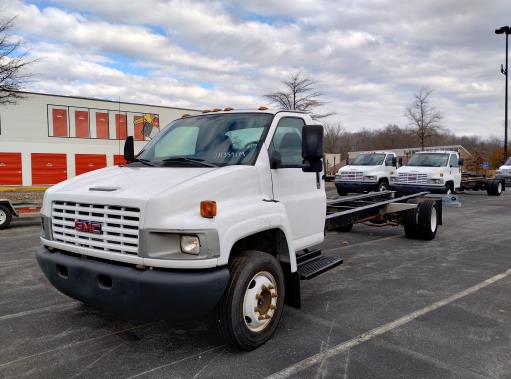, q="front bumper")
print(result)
[335,181,378,193]
[390,183,446,194]
[36,247,229,319]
